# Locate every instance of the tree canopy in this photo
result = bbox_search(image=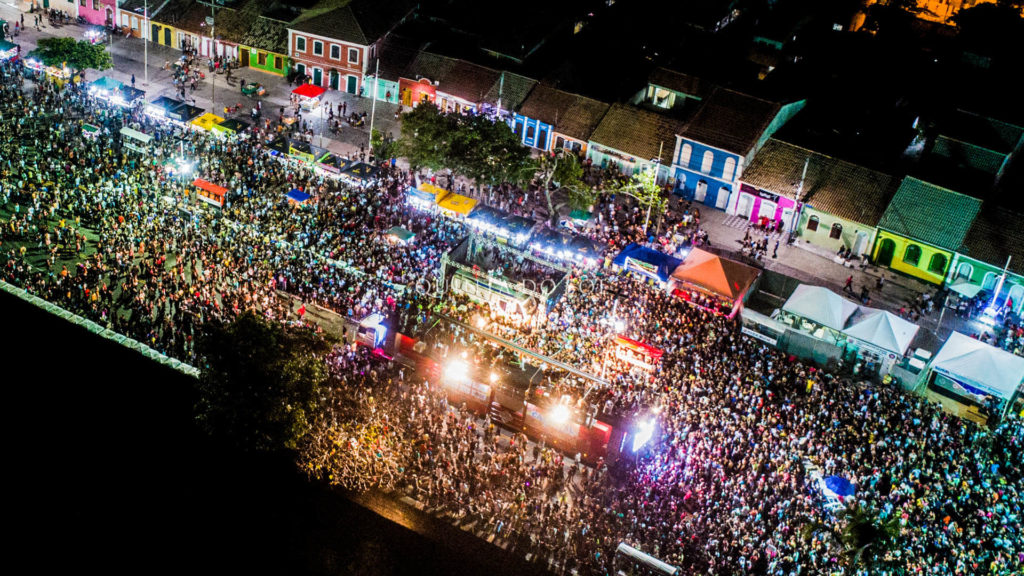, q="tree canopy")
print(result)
[397,104,532,187]
[607,168,668,233]
[29,37,113,72]
[195,311,331,452]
